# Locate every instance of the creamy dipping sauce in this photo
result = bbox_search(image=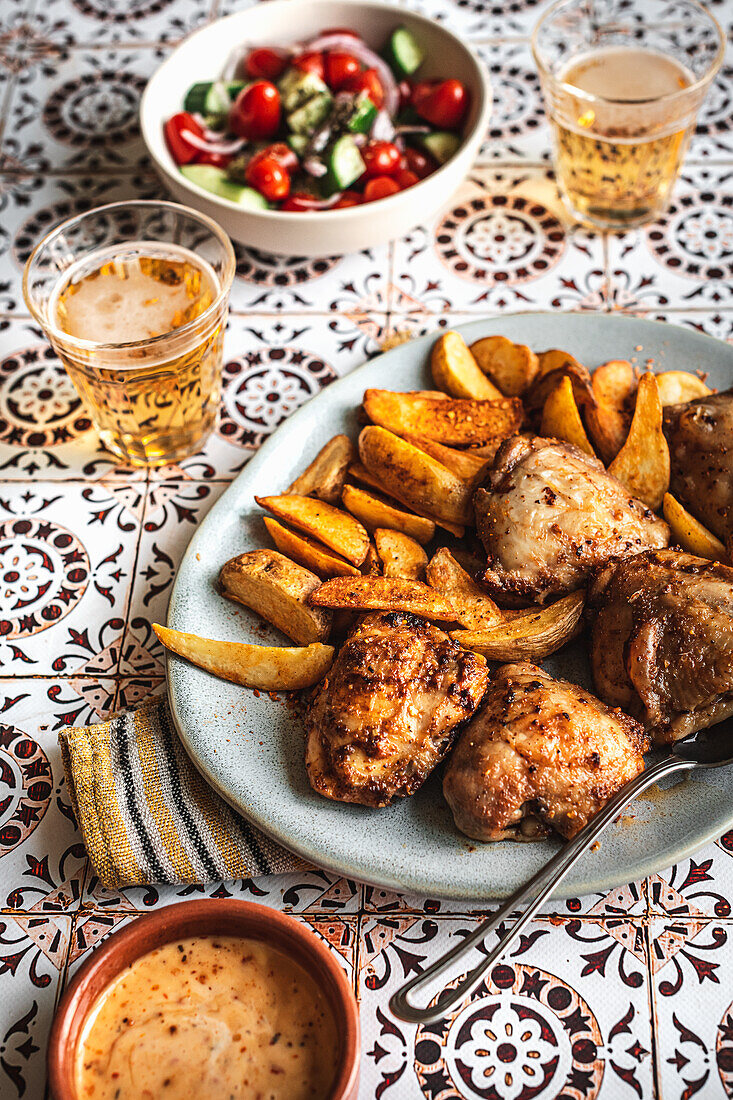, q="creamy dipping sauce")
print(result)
[75,935,339,1100]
